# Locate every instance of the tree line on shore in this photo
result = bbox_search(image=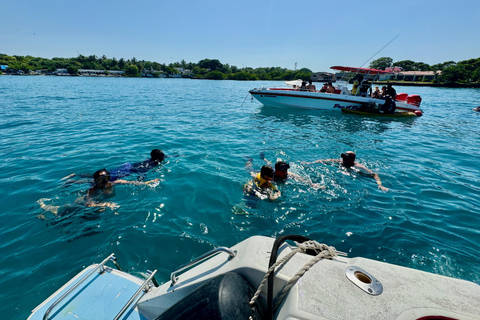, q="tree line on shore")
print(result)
[369,57,480,84]
[1,53,479,84]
